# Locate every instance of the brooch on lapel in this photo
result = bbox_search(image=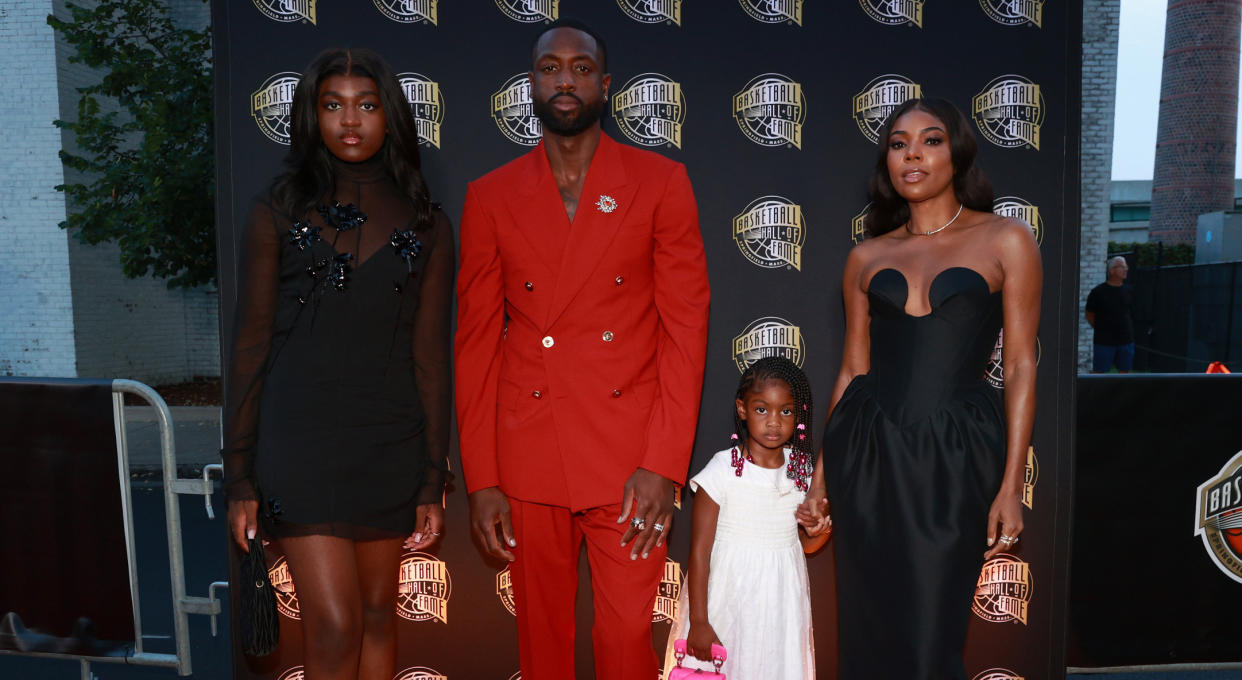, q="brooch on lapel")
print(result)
[595,194,618,214]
